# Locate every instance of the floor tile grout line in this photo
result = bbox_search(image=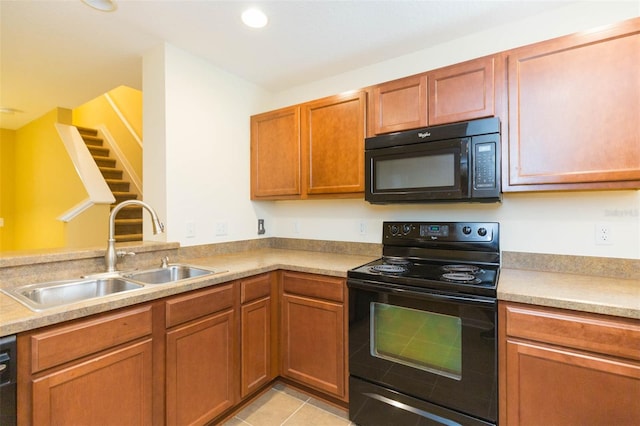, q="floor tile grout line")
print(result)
[232,416,253,426]
[280,399,309,425]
